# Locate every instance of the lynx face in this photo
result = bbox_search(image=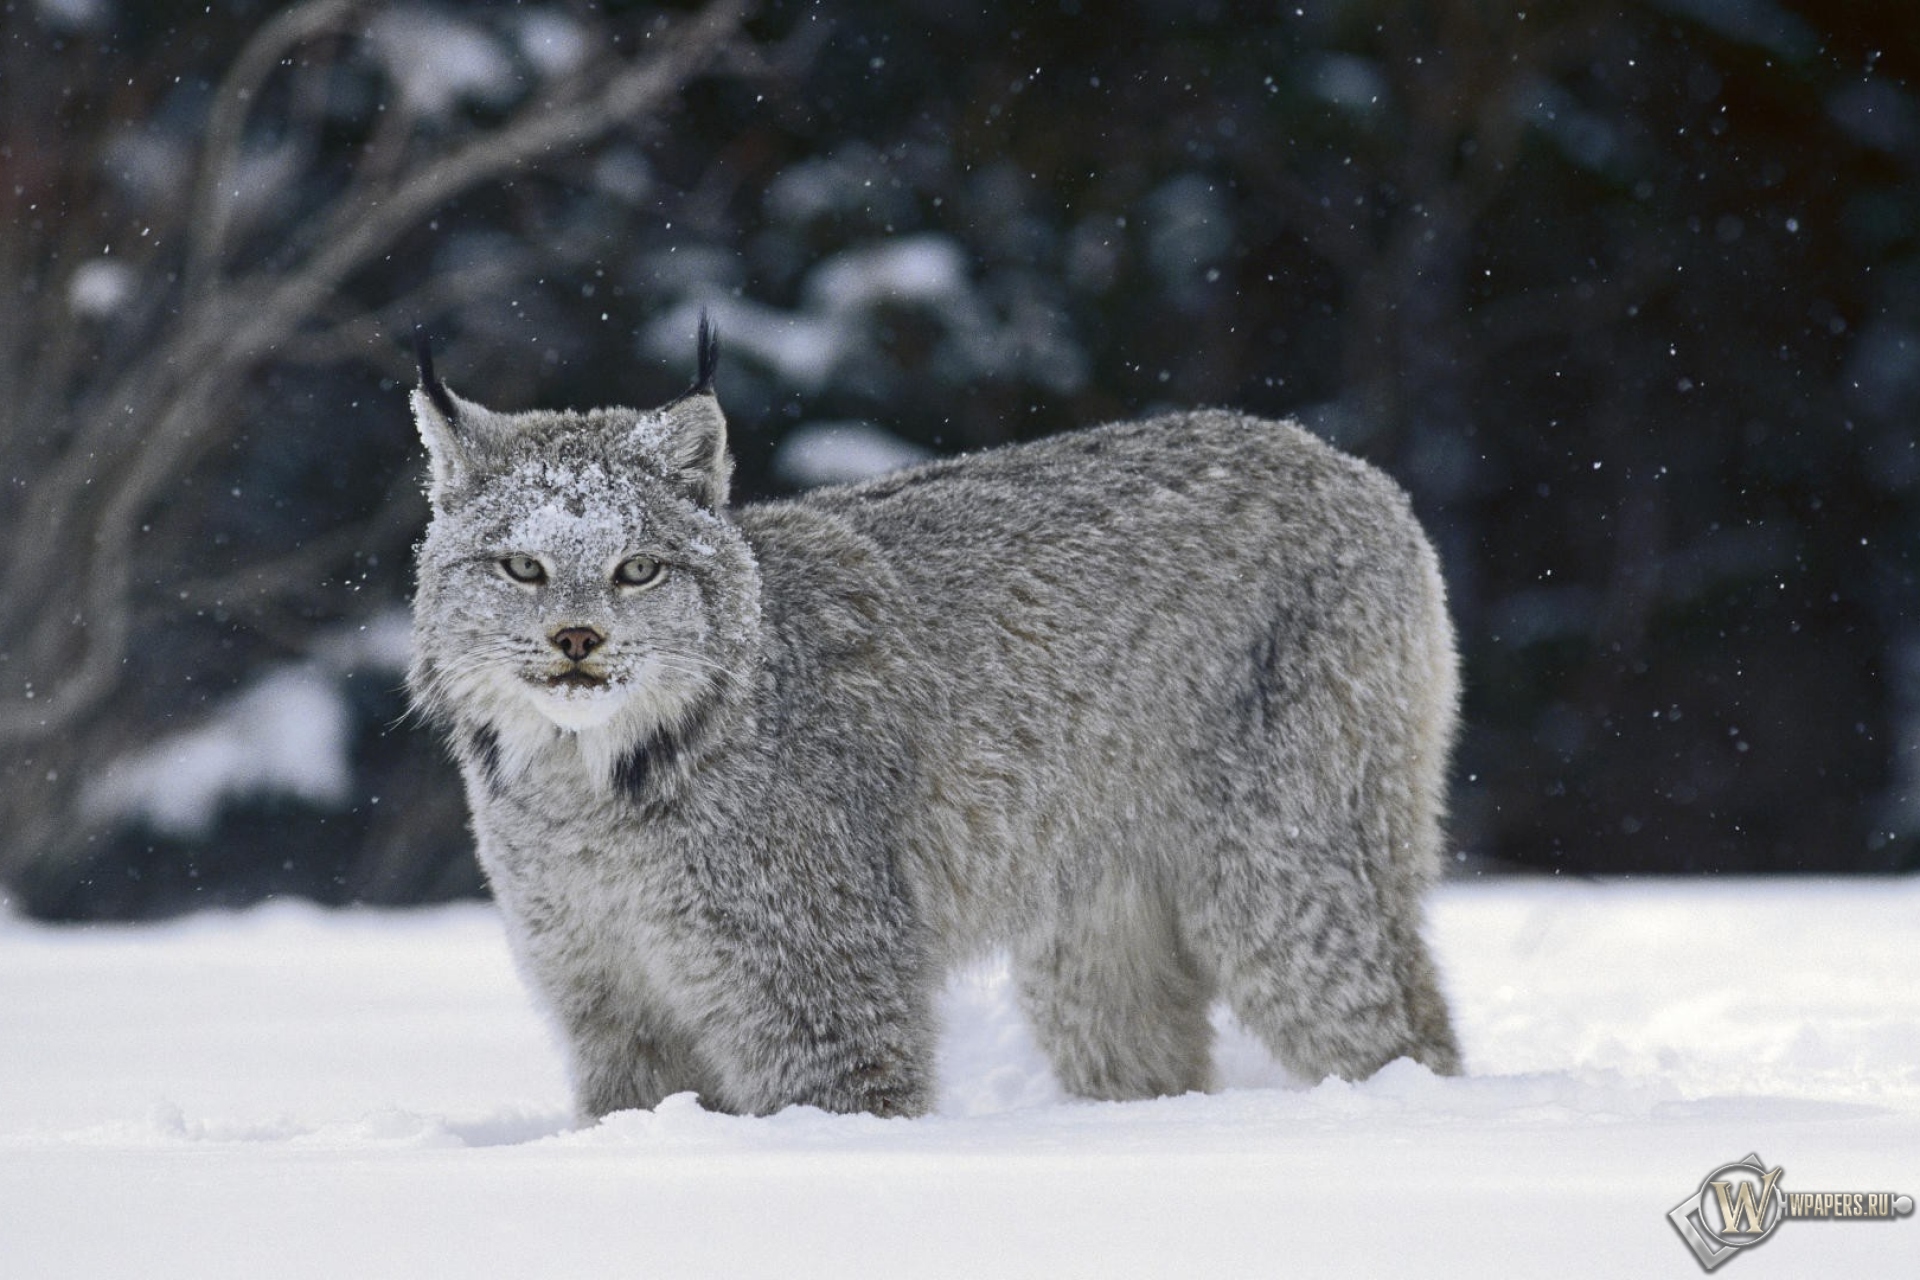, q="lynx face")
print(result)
[427,459,721,729]
[408,374,759,781]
